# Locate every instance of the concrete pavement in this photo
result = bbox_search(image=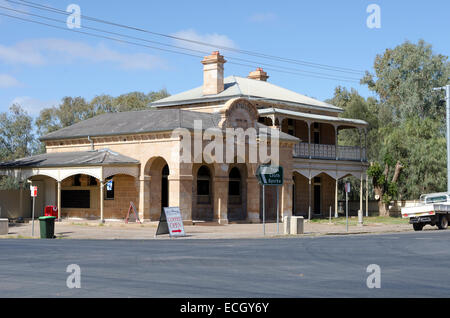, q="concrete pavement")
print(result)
[1,230,450,297]
[1,219,414,240]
